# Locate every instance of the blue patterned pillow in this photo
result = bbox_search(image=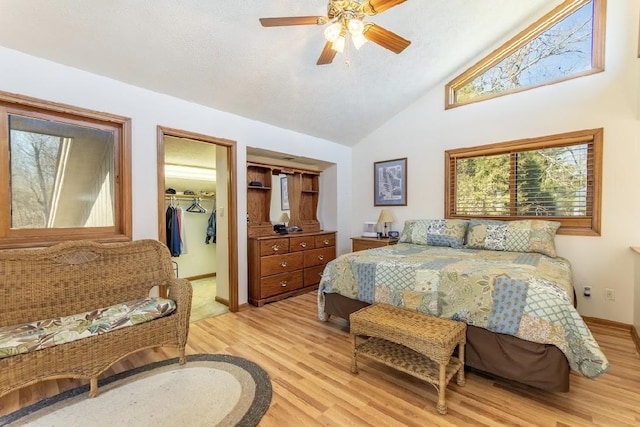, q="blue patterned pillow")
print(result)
[465,219,561,257]
[399,219,469,248]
